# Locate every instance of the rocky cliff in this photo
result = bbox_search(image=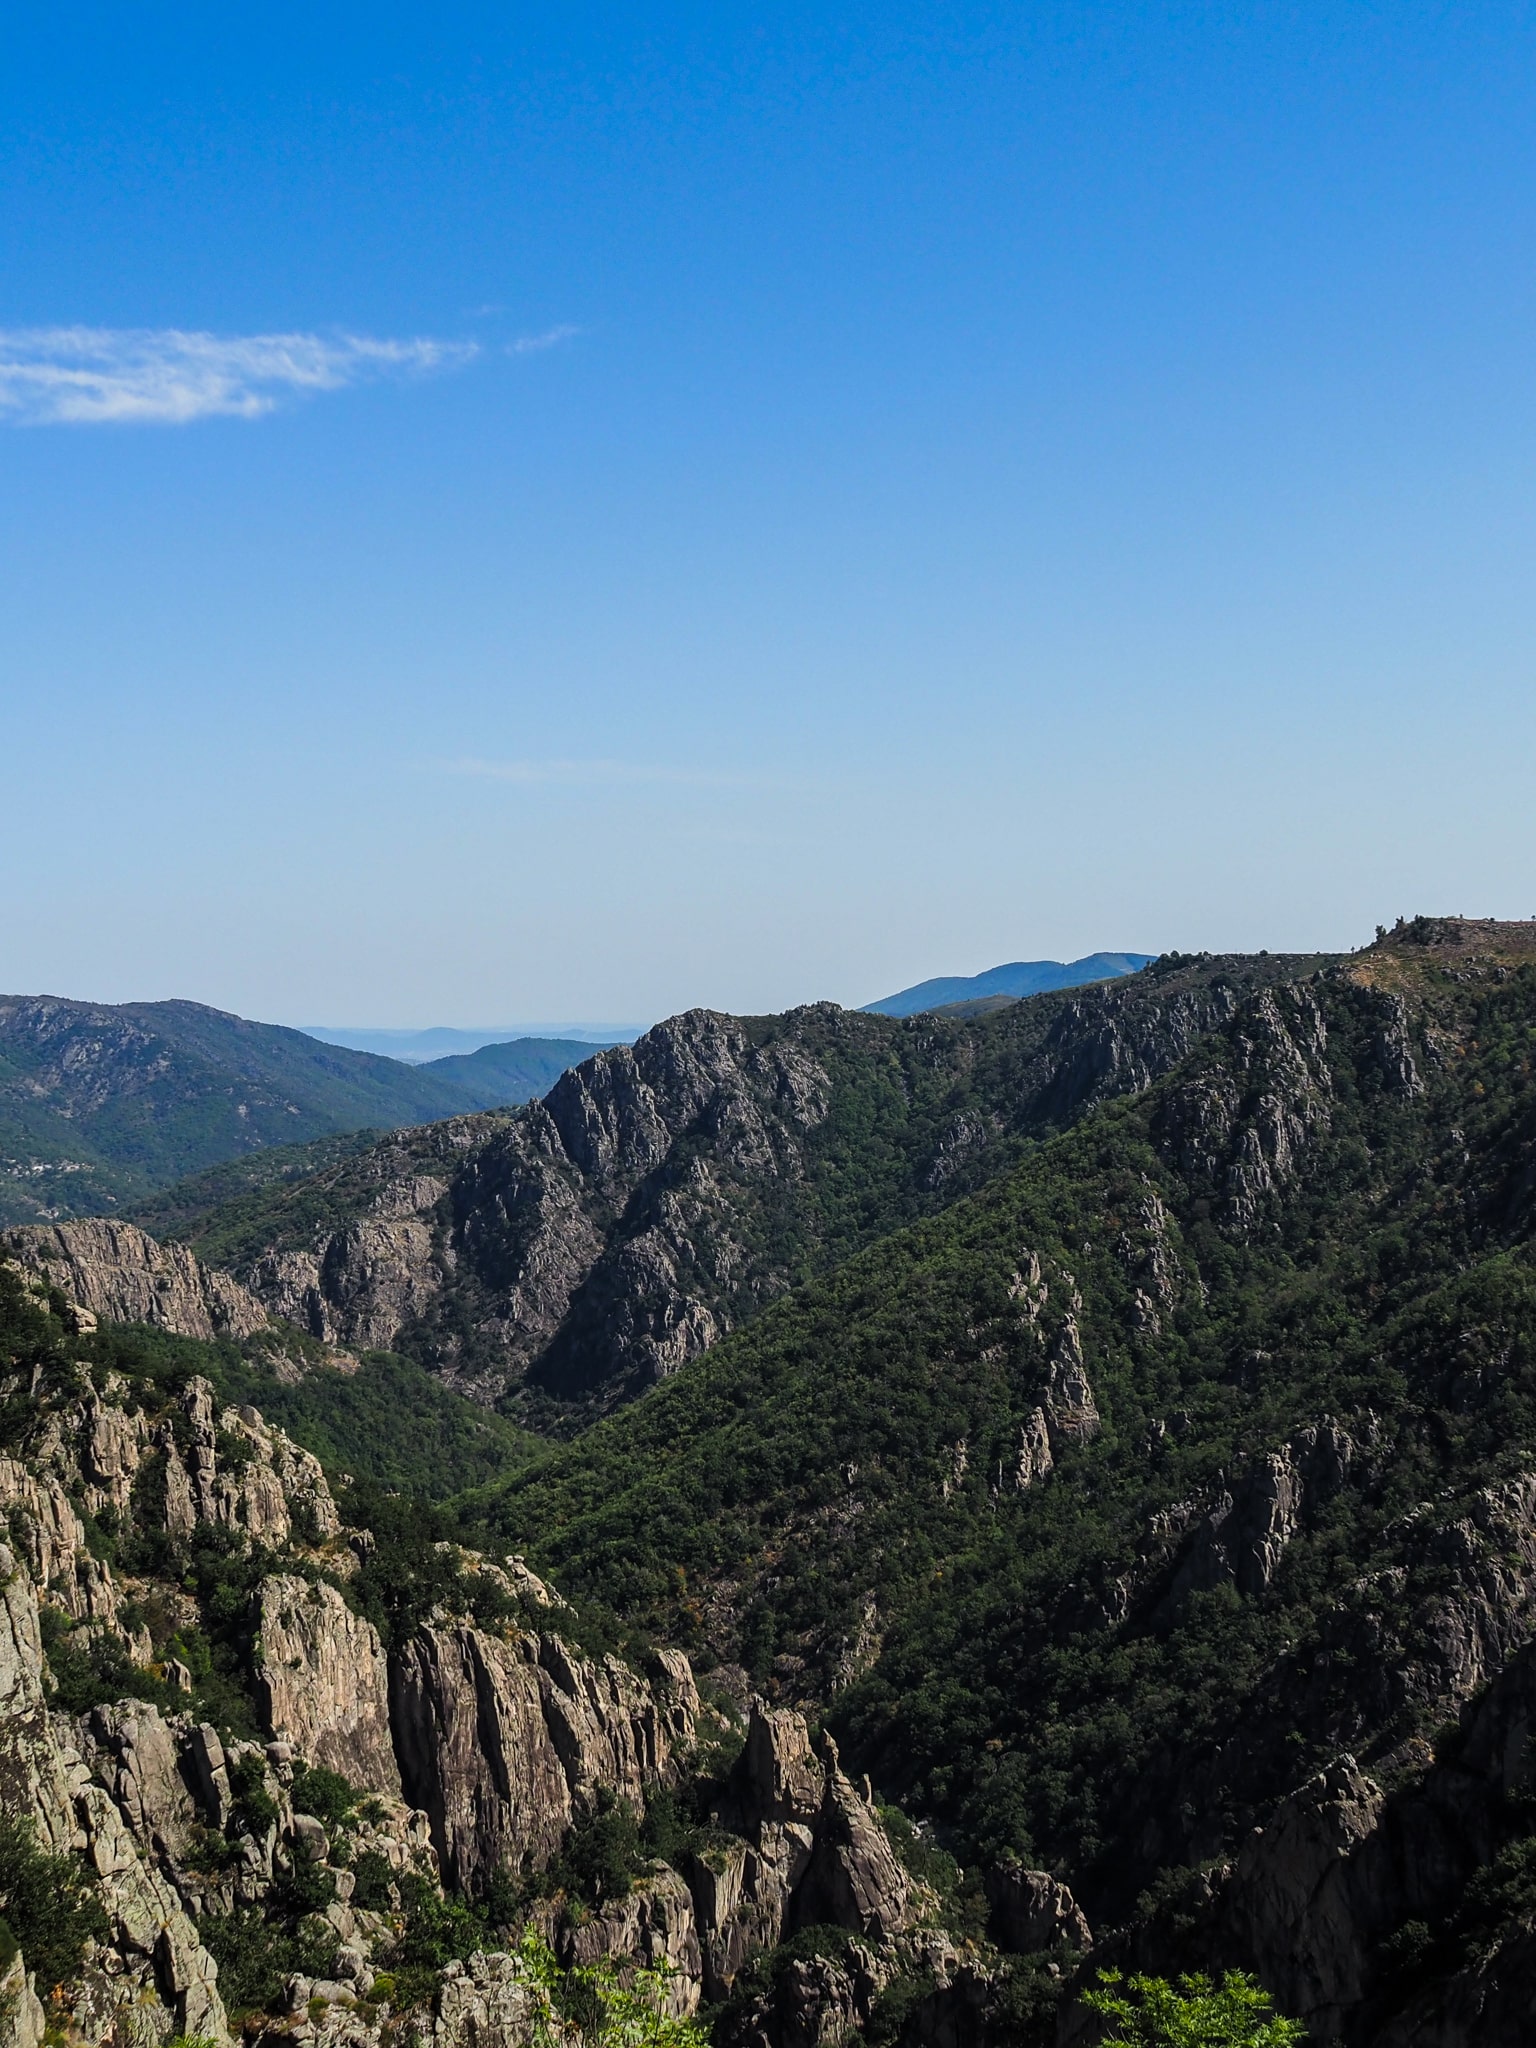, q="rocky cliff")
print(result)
[0,1254,947,2048]
[2,1218,273,1342]
[167,953,1324,1415]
